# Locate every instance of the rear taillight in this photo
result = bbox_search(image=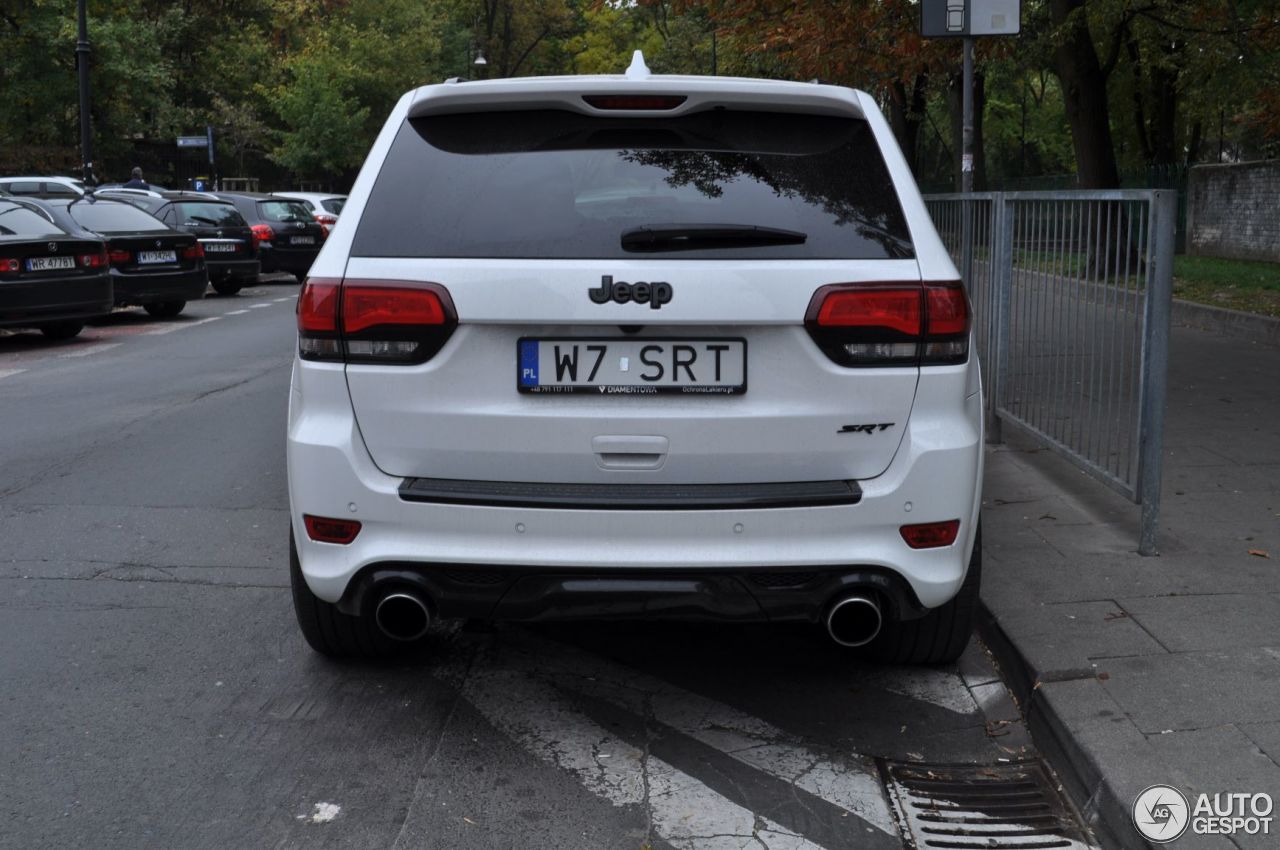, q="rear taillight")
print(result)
[303,514,362,545]
[806,281,970,366]
[79,251,108,269]
[108,249,132,265]
[251,224,274,247]
[182,243,204,259]
[900,519,961,549]
[0,258,19,274]
[297,278,456,365]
